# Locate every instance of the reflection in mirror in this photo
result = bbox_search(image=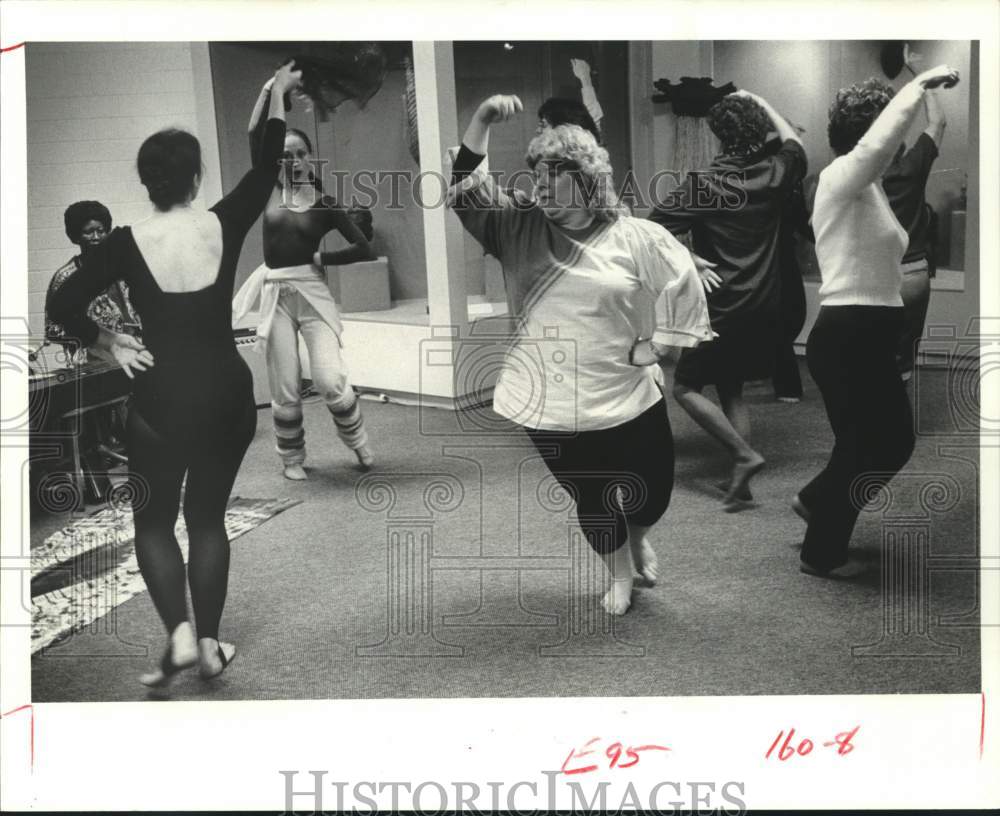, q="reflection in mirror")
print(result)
[210,41,428,324]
